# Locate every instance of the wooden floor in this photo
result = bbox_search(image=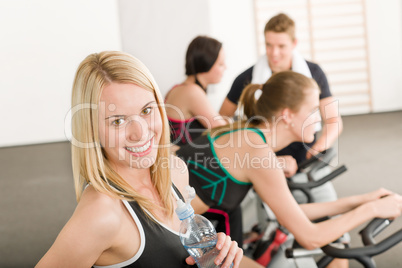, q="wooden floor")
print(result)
[0,111,401,267]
